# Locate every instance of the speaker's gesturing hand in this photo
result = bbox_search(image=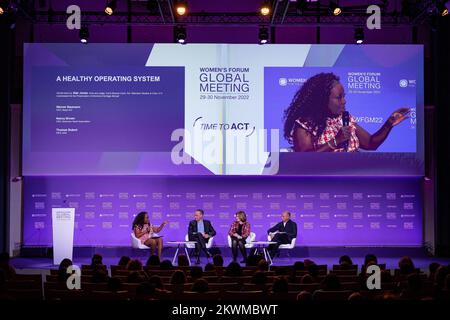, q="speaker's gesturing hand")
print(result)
[387,107,411,127]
